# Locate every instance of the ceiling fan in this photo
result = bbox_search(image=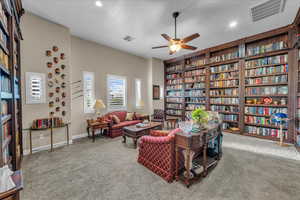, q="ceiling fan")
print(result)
[152,11,200,55]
